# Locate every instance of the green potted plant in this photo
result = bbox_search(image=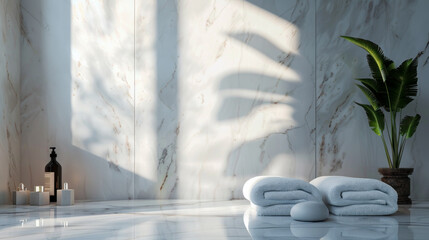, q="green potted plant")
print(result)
[342,36,421,204]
